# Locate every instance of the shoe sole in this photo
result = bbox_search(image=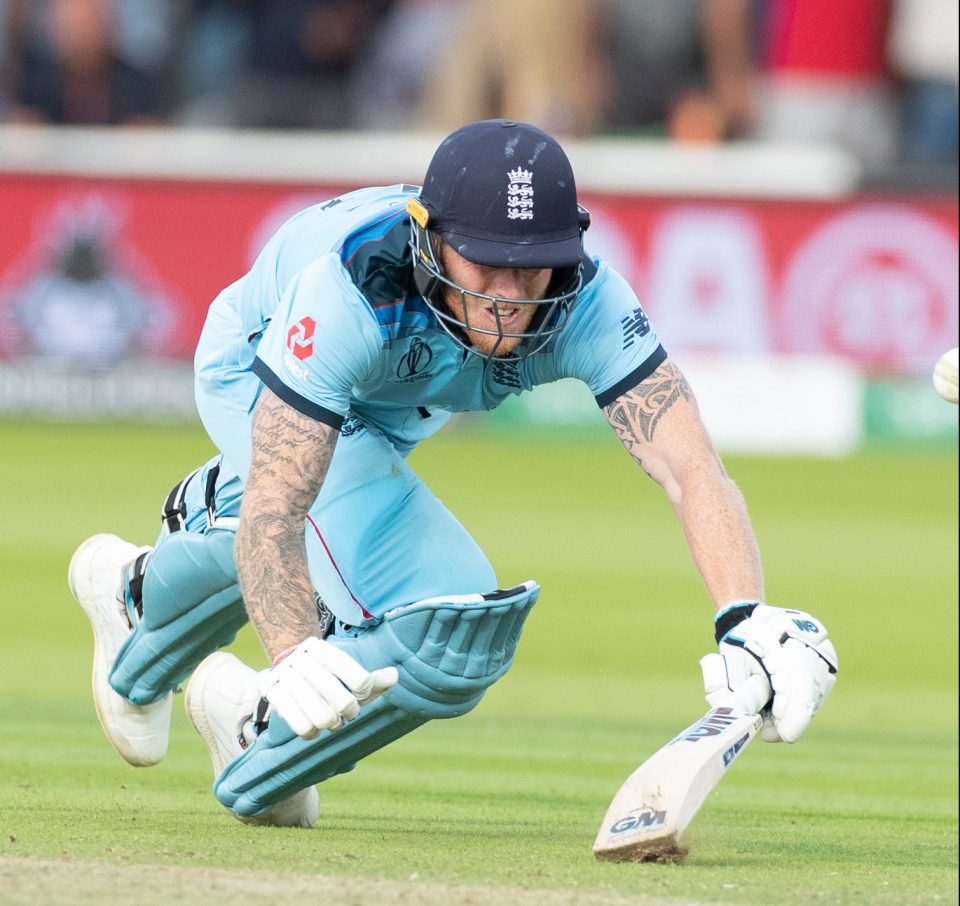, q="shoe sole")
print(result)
[68,533,169,767]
